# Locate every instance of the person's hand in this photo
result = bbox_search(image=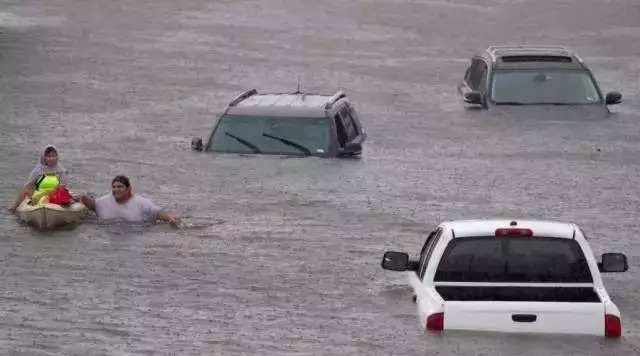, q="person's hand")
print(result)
[168,215,181,227]
[169,216,182,227]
